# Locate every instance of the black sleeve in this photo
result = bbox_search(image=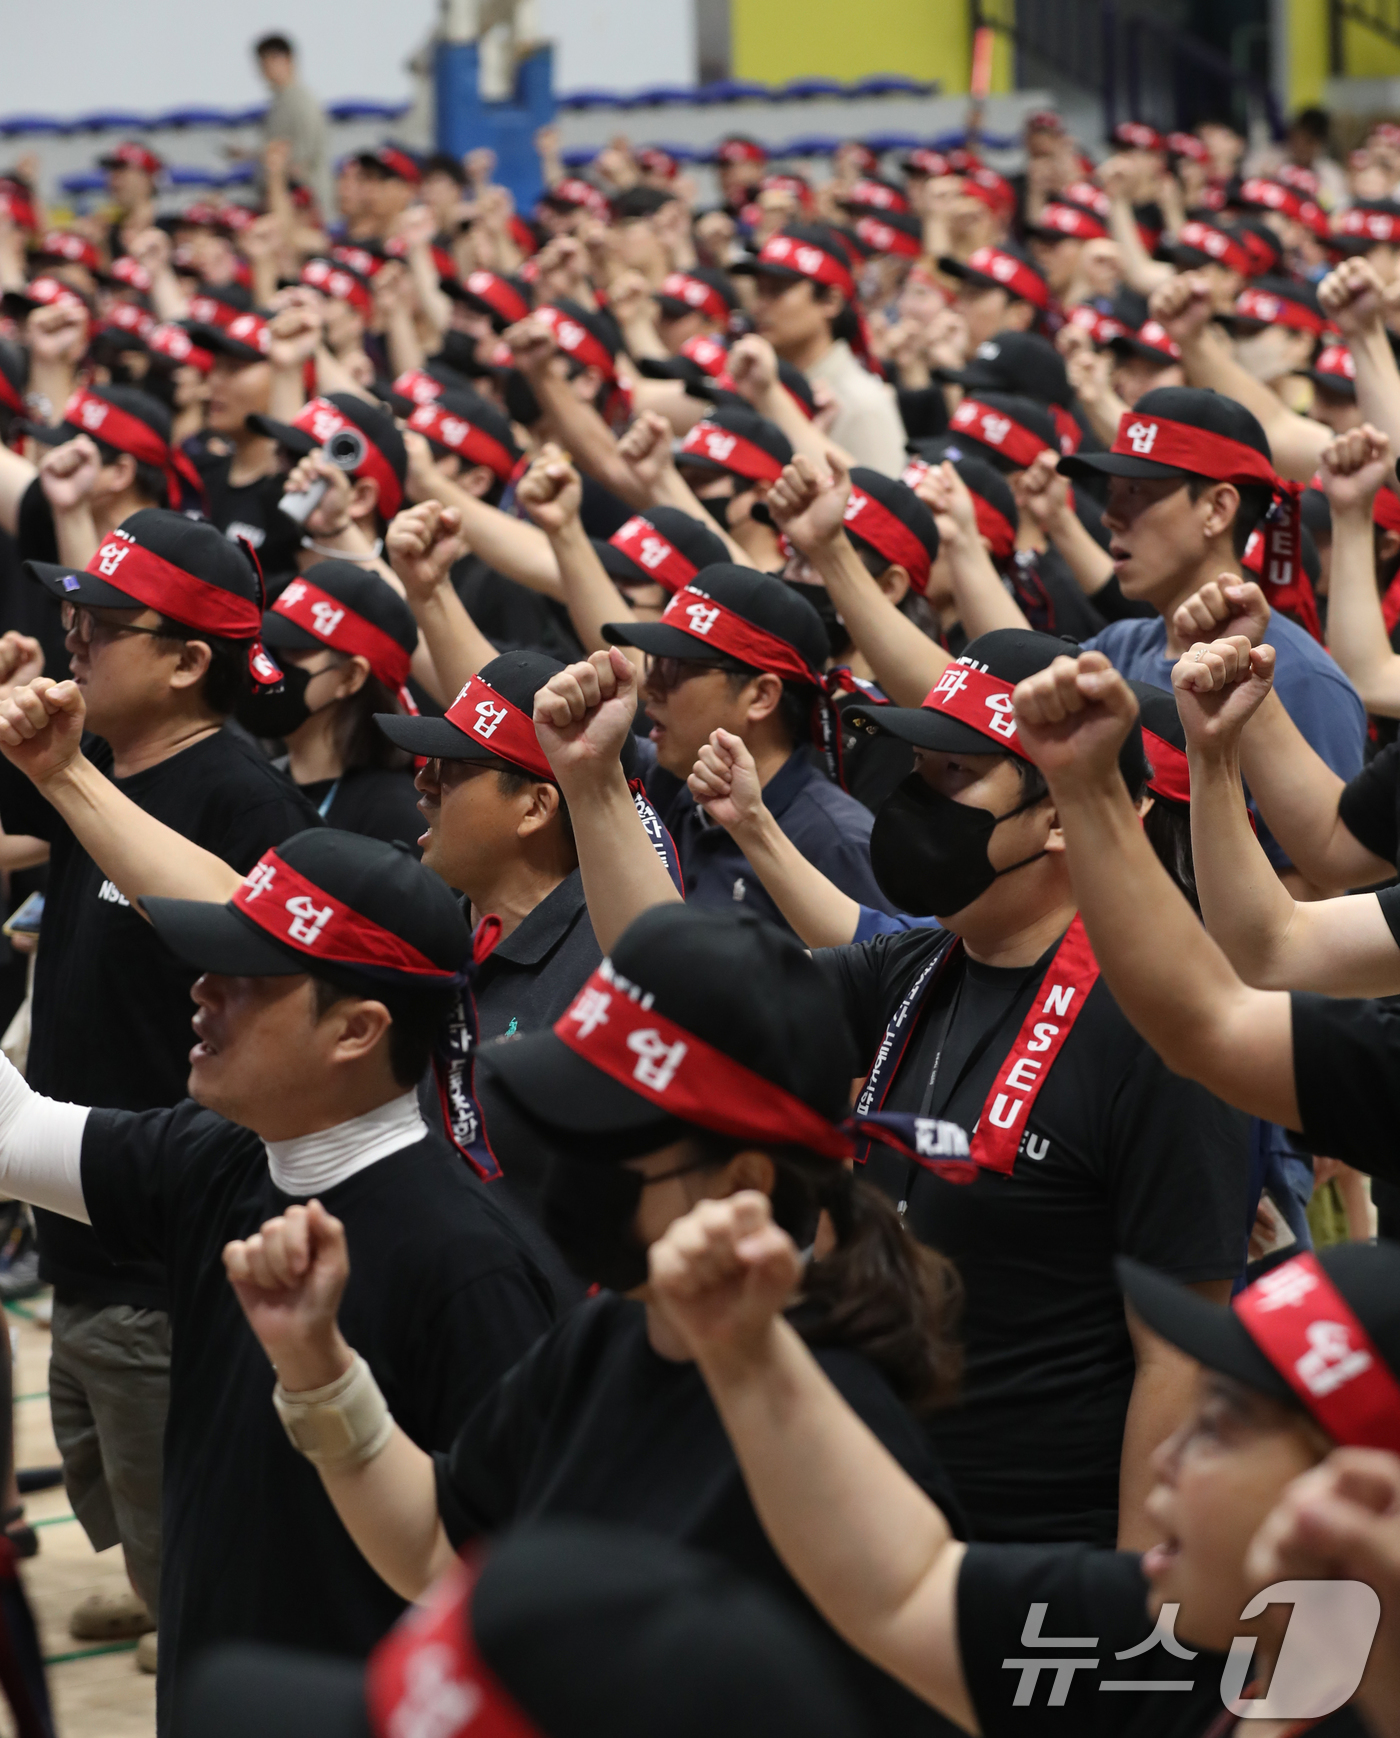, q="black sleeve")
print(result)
[896,385,948,443]
[1106,1041,1250,1282]
[80,1100,224,1265]
[1291,990,1400,1180]
[0,753,60,842]
[15,478,56,566]
[209,787,320,873]
[1337,742,1400,868]
[1080,572,1157,624]
[813,936,897,1062]
[956,1542,1204,1736]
